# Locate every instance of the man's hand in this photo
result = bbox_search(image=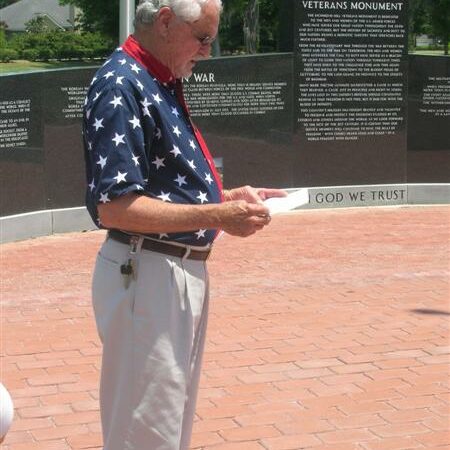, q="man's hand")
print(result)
[218,200,271,237]
[223,185,287,204]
